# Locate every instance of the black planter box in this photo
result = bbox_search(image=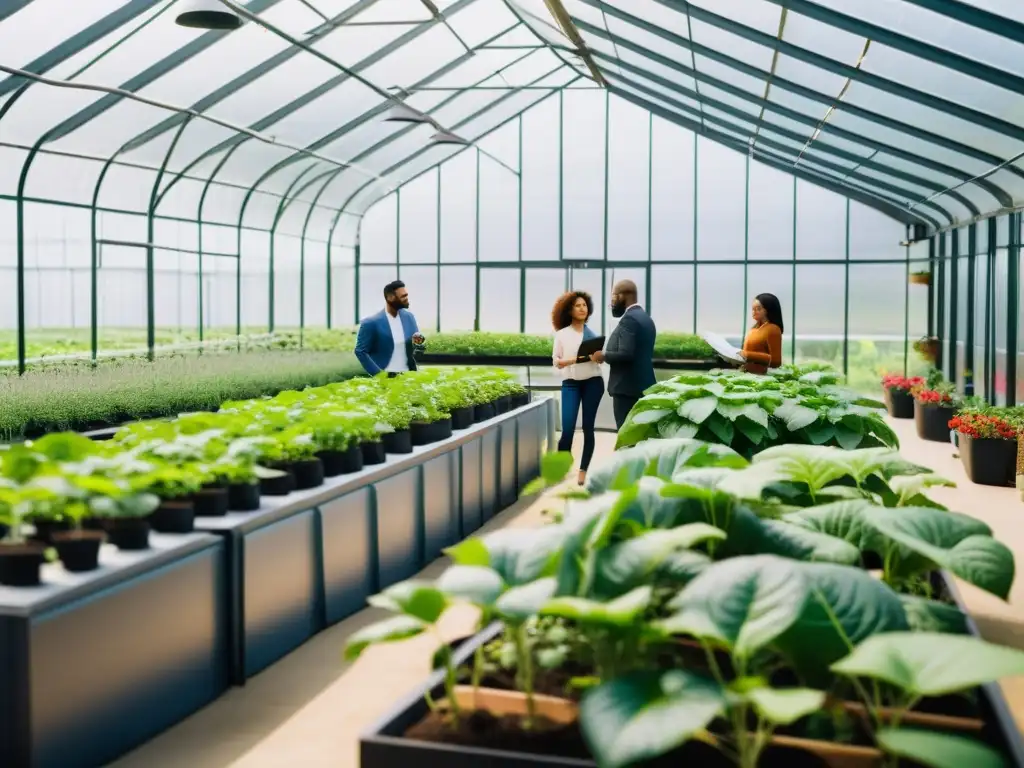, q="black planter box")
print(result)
[383,430,413,454]
[318,446,364,477]
[362,441,387,465]
[193,487,229,517]
[260,469,296,497]
[227,482,261,511]
[495,396,511,415]
[884,388,914,419]
[411,419,454,446]
[361,586,1024,768]
[960,434,1017,487]
[474,402,497,423]
[292,457,325,489]
[451,407,474,430]
[914,401,955,443]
